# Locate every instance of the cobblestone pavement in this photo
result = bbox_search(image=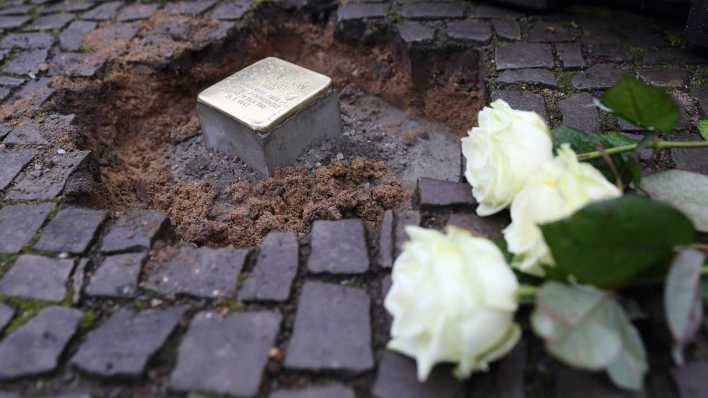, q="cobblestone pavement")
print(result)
[0,0,707,397]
